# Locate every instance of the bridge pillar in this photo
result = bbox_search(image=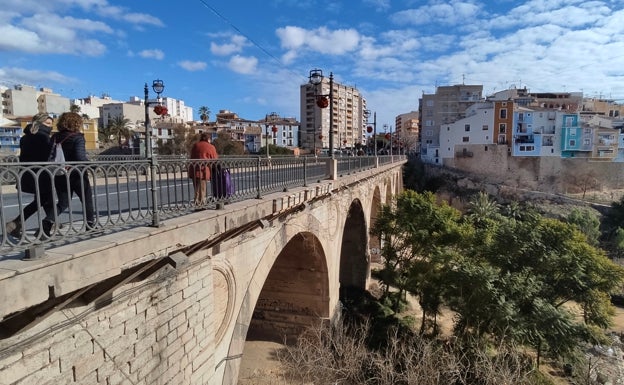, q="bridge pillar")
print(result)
[327,158,337,180]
